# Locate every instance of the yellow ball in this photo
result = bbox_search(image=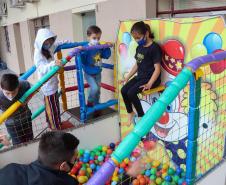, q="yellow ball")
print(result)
[77,176,88,183]
[162,172,168,178]
[162,163,169,170]
[152,160,160,168]
[112,176,119,182]
[87,168,92,174]
[102,146,108,152]
[124,158,129,164]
